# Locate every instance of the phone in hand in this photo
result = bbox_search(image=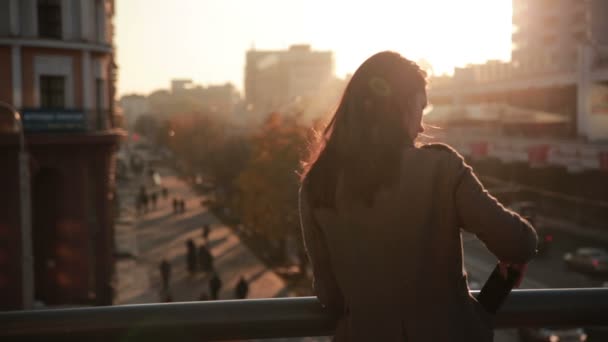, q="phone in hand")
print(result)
[477,263,521,314]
